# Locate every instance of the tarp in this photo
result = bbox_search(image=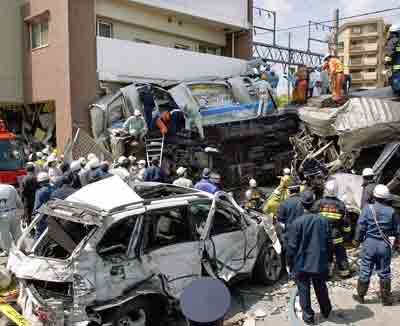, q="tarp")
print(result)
[67,176,143,211]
